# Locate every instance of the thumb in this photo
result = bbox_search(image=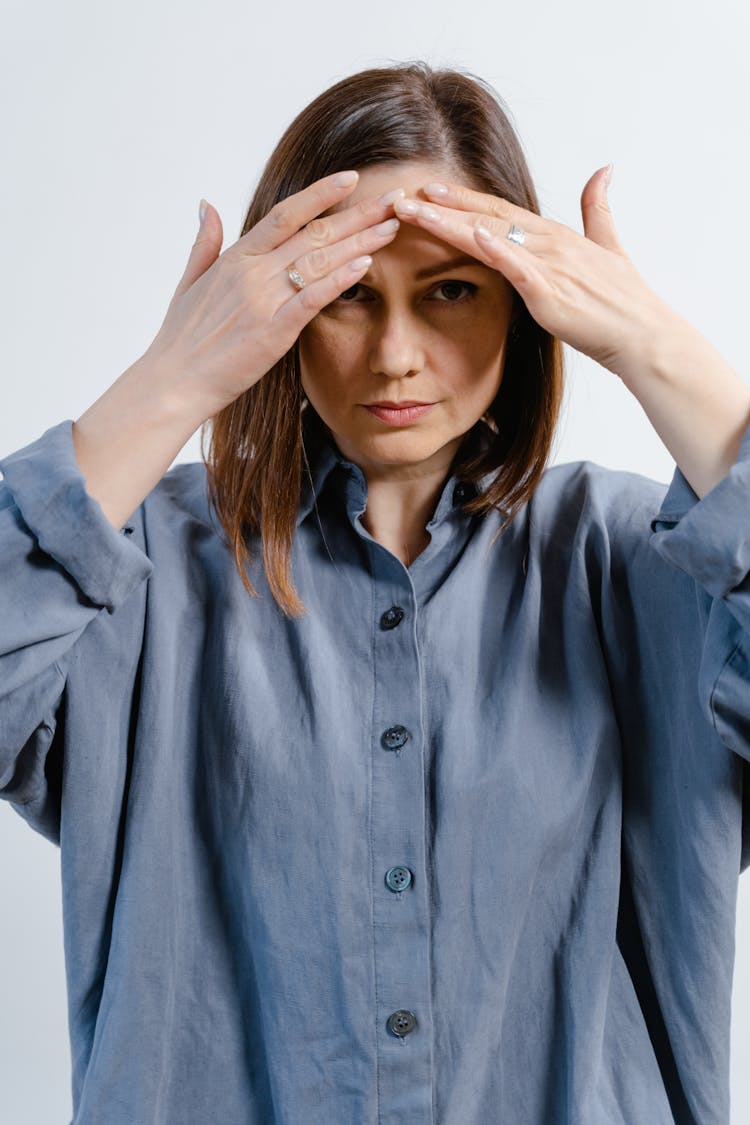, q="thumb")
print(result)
[172,198,223,300]
[580,165,627,256]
